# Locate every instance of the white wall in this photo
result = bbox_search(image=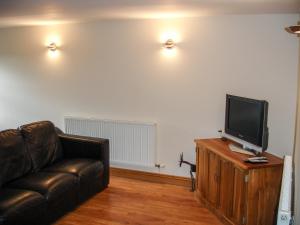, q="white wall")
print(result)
[0,14,298,176]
